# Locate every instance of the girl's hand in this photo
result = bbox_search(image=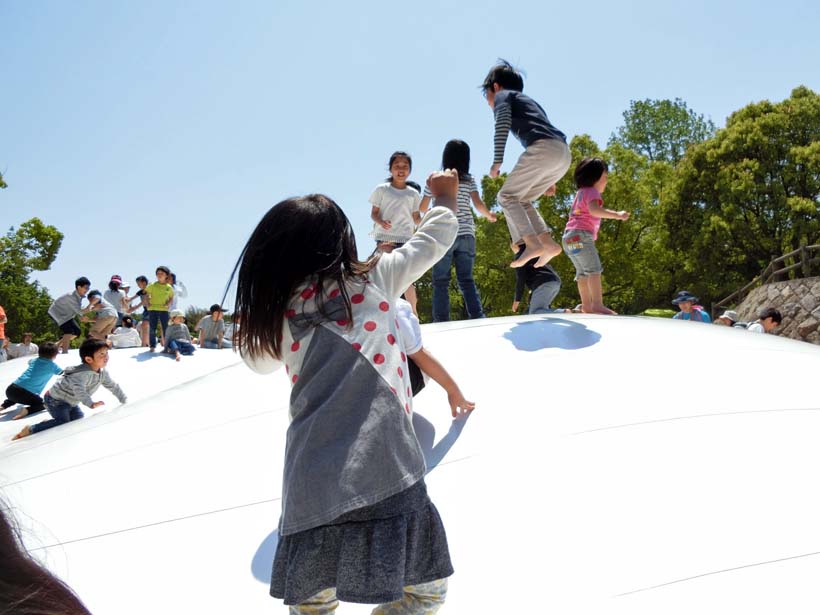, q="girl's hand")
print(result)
[617,211,630,220]
[485,212,497,223]
[511,301,519,313]
[543,185,557,197]
[91,401,105,409]
[447,389,475,417]
[380,219,392,230]
[489,163,502,178]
